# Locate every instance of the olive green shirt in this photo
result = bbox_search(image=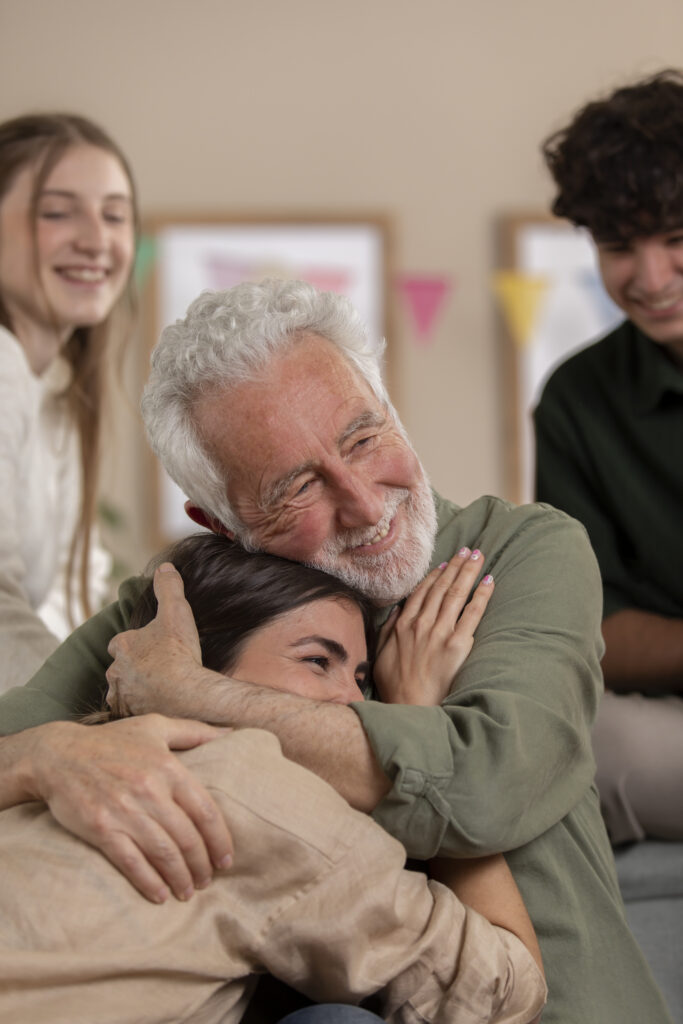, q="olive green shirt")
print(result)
[0,493,672,1024]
